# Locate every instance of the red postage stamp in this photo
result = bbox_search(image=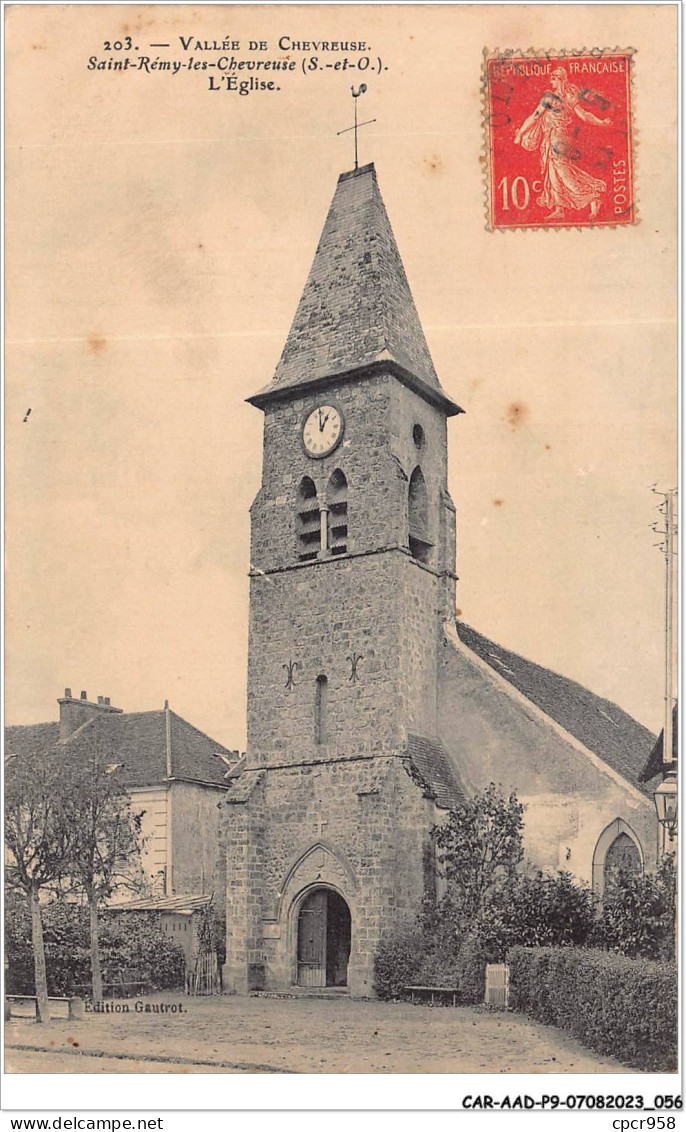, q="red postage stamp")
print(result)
[483,49,635,230]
